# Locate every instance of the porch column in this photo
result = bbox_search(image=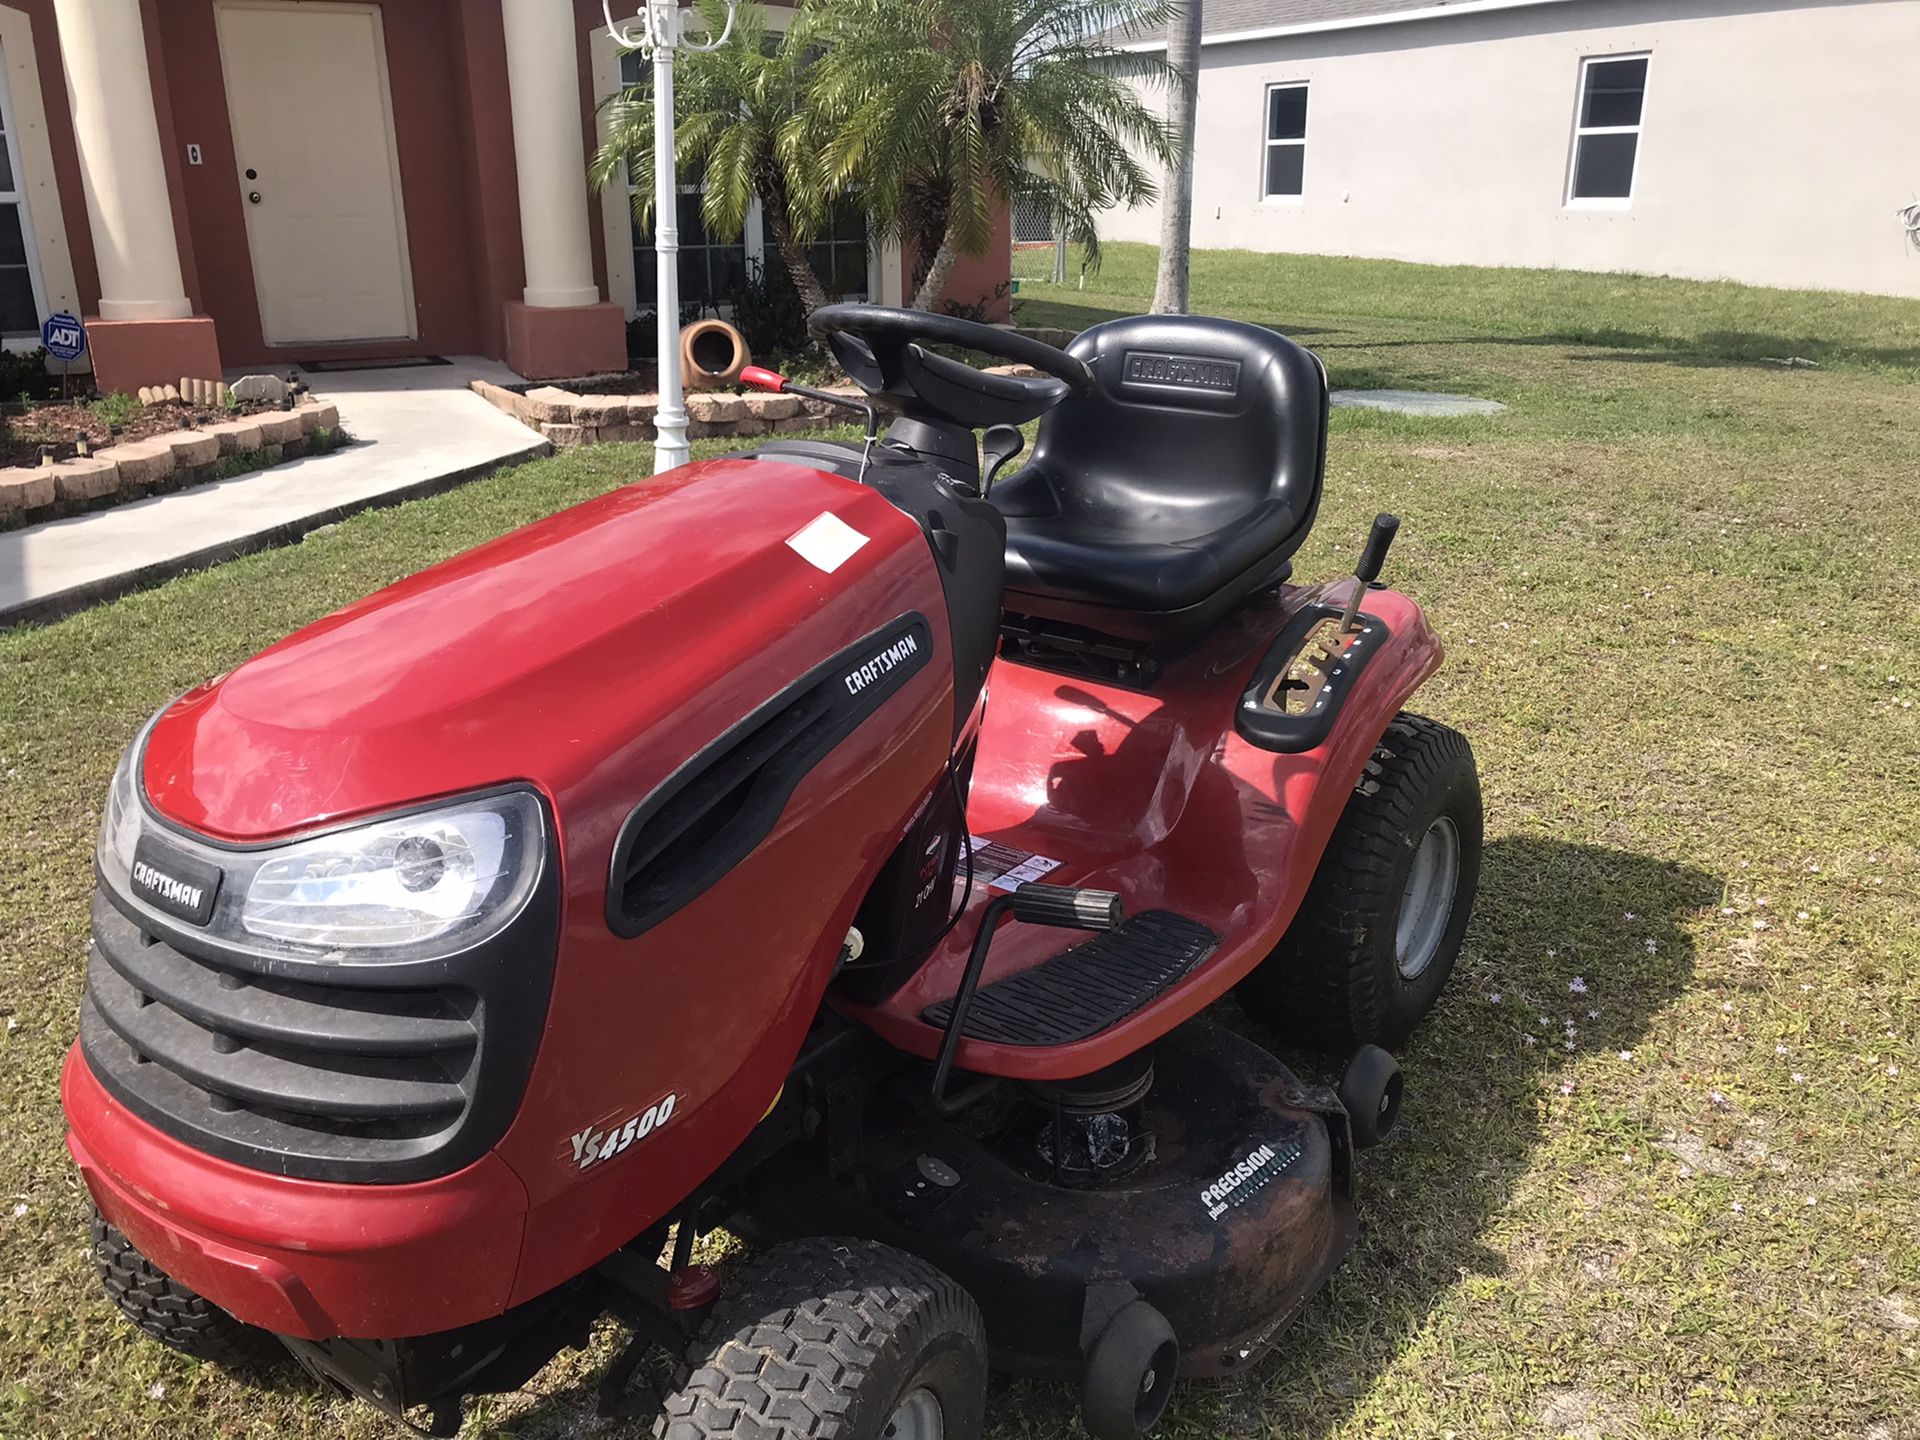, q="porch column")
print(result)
[499,0,626,378]
[53,0,222,390]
